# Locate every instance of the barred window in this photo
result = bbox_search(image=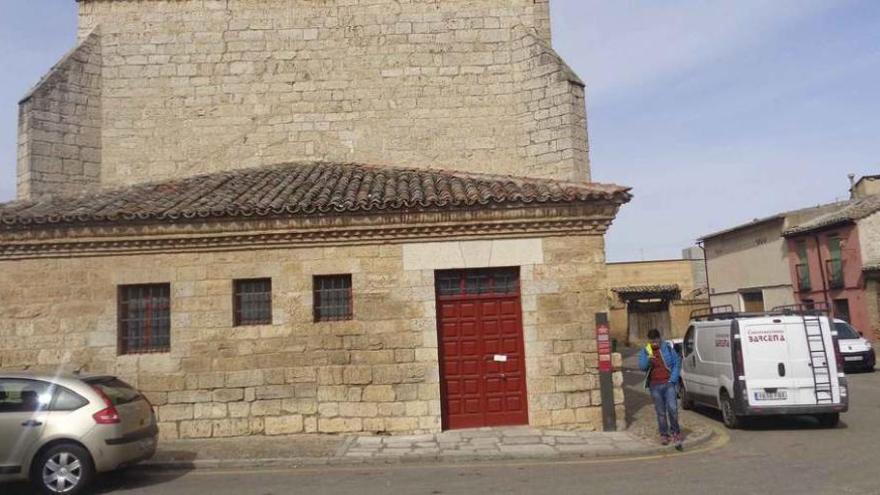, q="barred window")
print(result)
[234,278,272,326]
[314,274,353,322]
[118,284,171,355]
